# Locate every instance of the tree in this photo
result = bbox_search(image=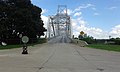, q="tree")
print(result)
[78,32,95,44]
[0,0,46,44]
[110,37,120,45]
[0,0,11,42]
[82,36,95,44]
